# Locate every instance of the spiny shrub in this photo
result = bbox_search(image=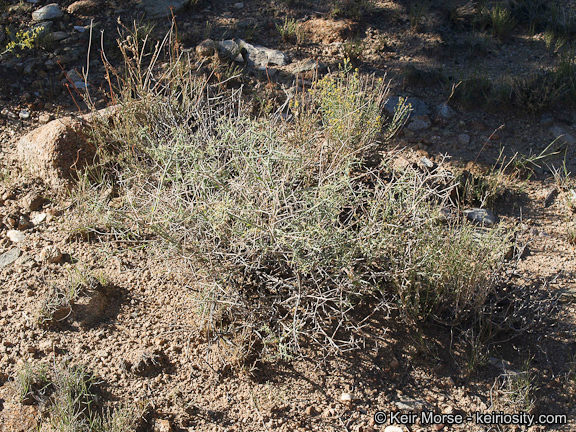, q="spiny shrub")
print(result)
[83,24,509,362]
